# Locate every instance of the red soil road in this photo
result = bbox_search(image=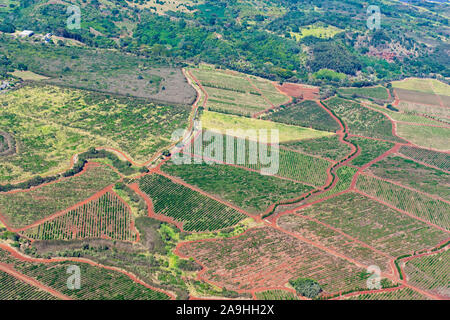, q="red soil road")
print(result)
[274,83,319,100]
[0,262,72,300]
[0,243,175,300]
